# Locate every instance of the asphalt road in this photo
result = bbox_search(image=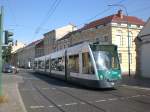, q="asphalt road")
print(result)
[17,70,150,112]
